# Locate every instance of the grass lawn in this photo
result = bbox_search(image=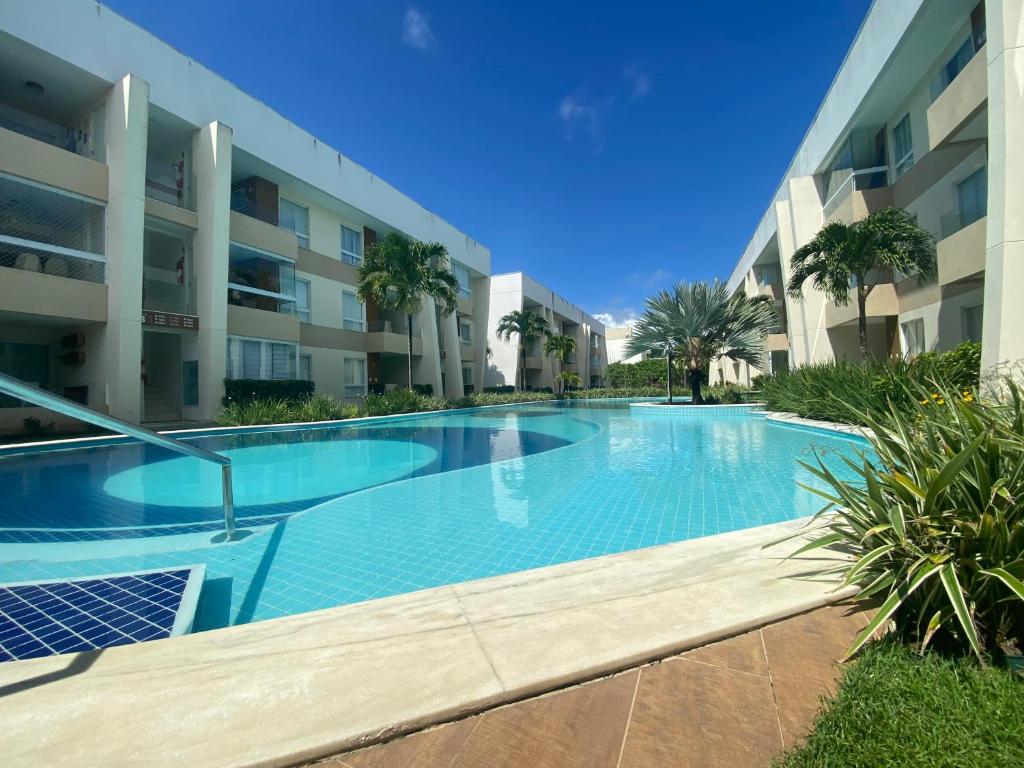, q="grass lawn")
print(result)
[776,641,1024,768]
